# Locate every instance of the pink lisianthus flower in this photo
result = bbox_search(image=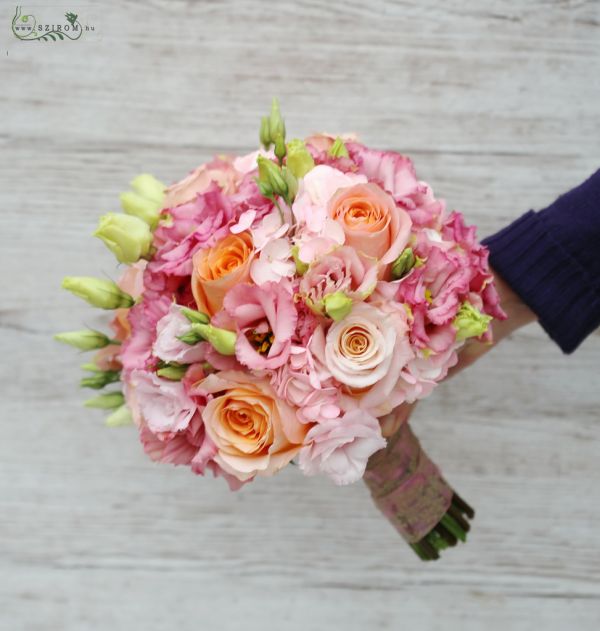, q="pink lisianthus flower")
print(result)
[152,303,207,364]
[299,245,378,315]
[272,345,340,424]
[150,183,235,277]
[120,292,172,375]
[397,181,446,229]
[298,410,386,485]
[393,345,459,403]
[164,156,239,208]
[223,280,297,370]
[347,142,419,199]
[129,369,198,434]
